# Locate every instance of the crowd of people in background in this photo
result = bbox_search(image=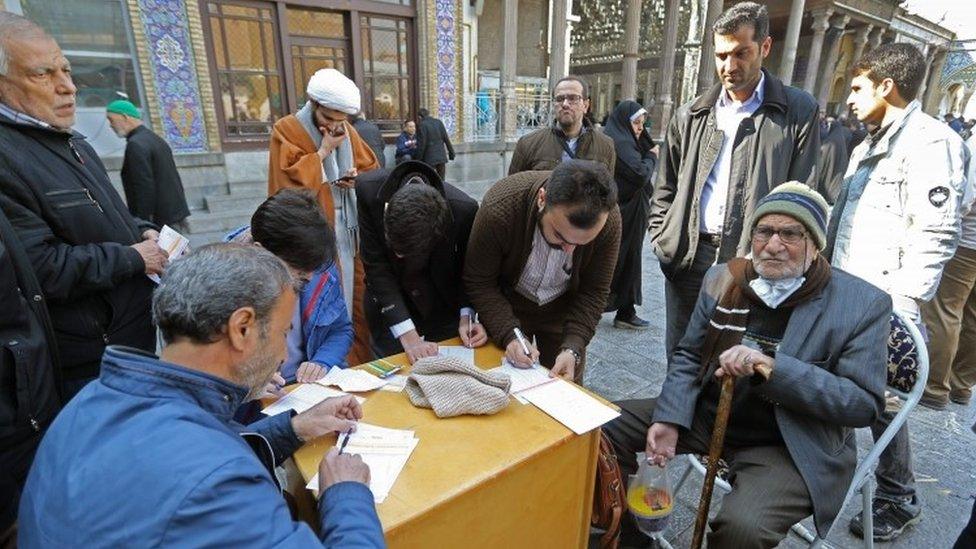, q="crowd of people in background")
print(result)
[2,1,976,548]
